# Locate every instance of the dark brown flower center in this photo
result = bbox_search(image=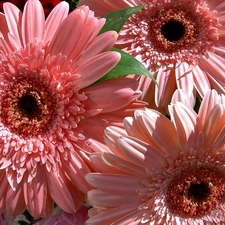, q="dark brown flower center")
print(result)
[161,19,186,42]
[165,163,225,218]
[149,8,197,53]
[0,78,56,138]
